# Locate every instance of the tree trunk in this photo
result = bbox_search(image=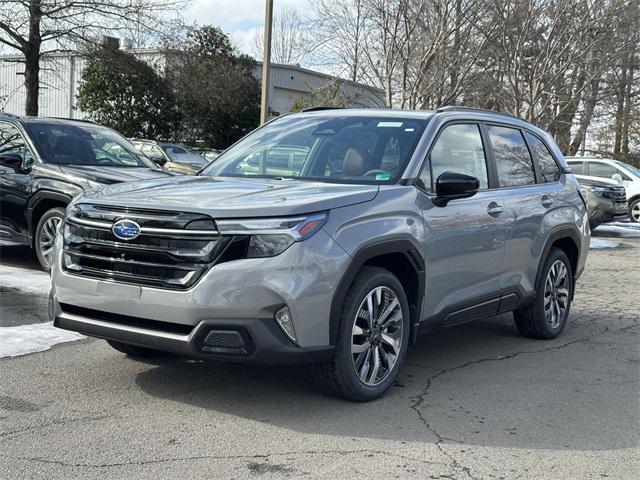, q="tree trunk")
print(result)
[621,58,634,161]
[613,61,628,156]
[568,77,601,156]
[24,0,42,116]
